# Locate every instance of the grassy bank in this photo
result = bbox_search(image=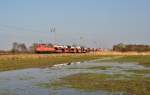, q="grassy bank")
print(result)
[47,54,150,95]
[0,53,150,71]
[101,55,150,67]
[0,53,109,71]
[50,73,150,95]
